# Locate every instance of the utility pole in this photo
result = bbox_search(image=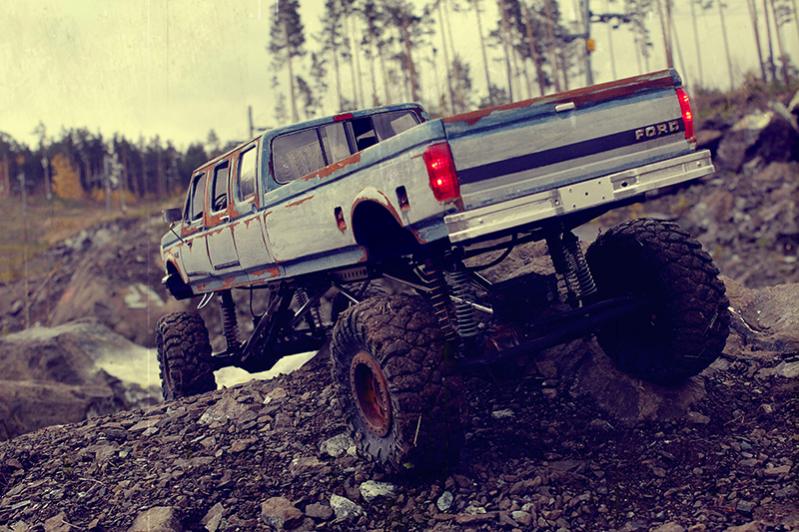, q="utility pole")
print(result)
[718,0,735,90]
[689,0,704,85]
[17,166,30,329]
[248,105,254,138]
